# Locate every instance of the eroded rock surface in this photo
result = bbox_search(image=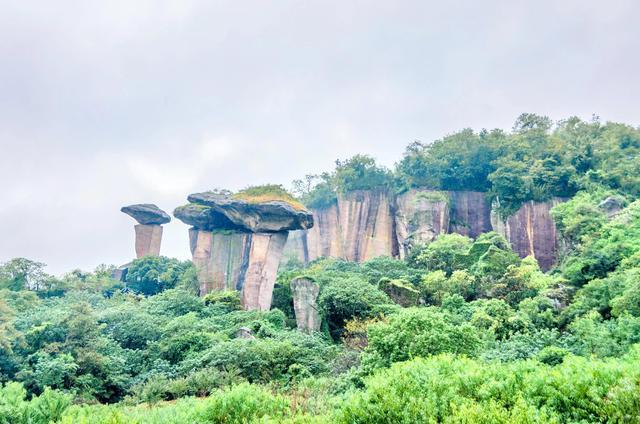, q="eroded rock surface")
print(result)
[135,224,163,258]
[491,199,563,271]
[291,278,321,332]
[282,189,561,270]
[185,192,313,232]
[395,189,449,259]
[121,204,171,225]
[449,191,493,238]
